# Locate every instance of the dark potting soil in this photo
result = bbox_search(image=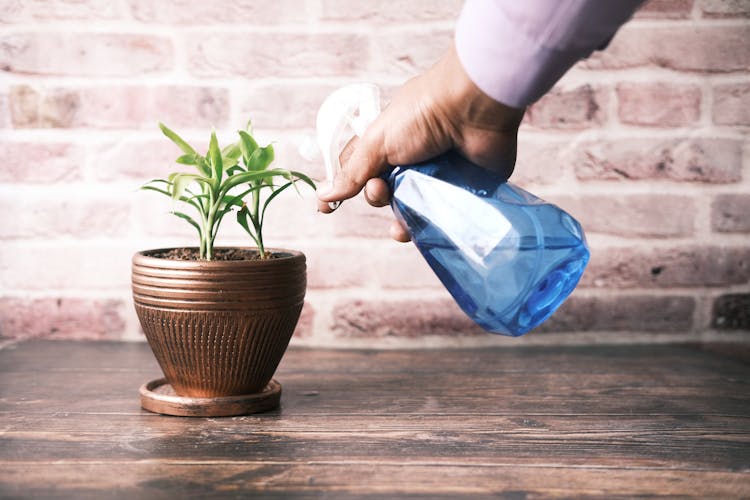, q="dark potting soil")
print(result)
[144,248,283,261]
